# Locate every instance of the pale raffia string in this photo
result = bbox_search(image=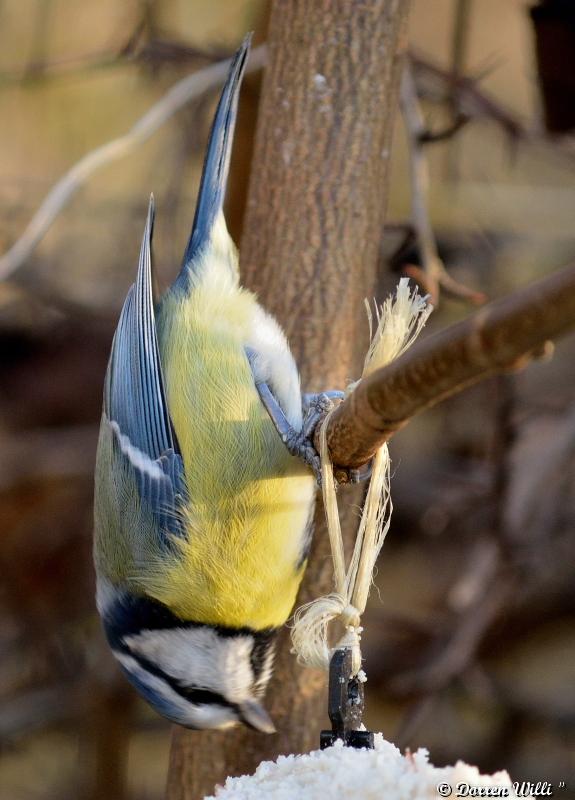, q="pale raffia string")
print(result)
[291,278,432,676]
